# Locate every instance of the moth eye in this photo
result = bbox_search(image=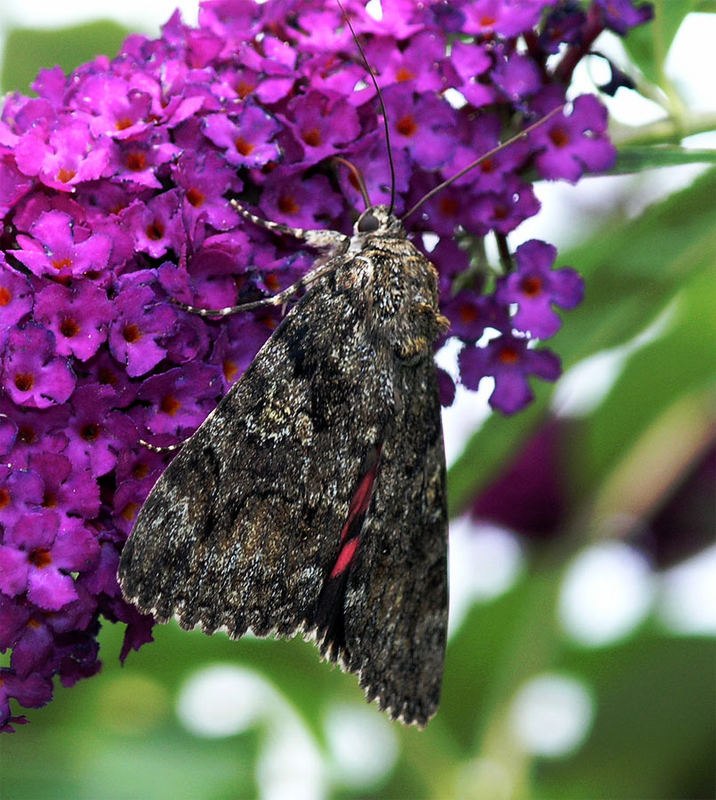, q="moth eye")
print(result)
[357,212,380,233]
